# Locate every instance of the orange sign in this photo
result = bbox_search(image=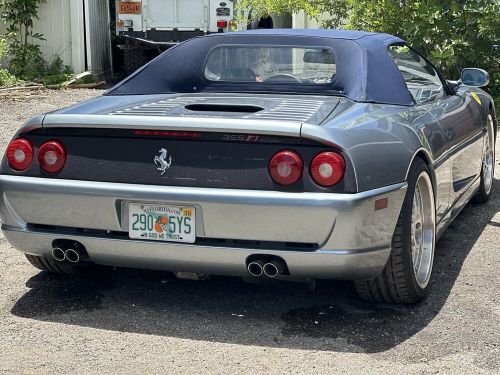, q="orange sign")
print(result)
[119,2,141,14]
